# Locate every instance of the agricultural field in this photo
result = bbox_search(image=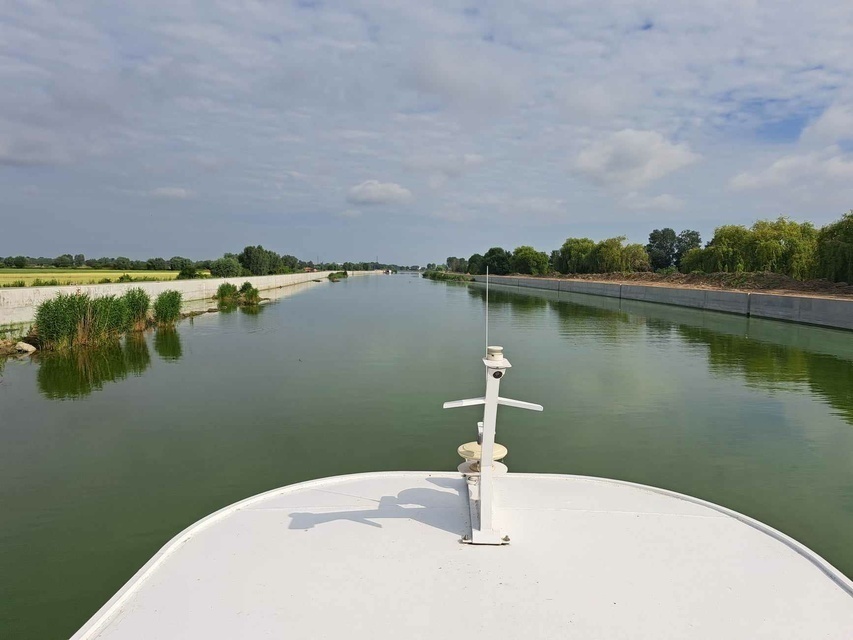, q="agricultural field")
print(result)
[0,269,181,287]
